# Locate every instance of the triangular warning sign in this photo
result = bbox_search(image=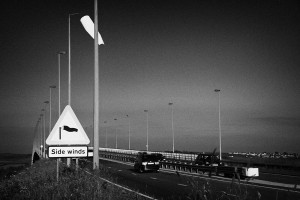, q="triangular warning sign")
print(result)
[46,105,90,145]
